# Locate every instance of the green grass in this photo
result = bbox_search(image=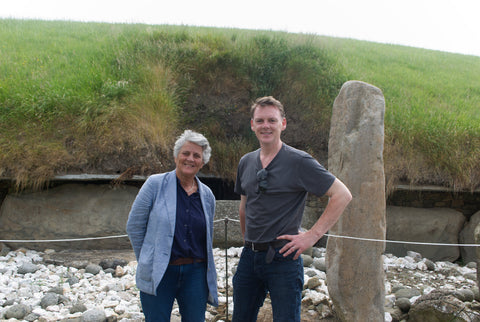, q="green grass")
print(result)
[0,19,479,192]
